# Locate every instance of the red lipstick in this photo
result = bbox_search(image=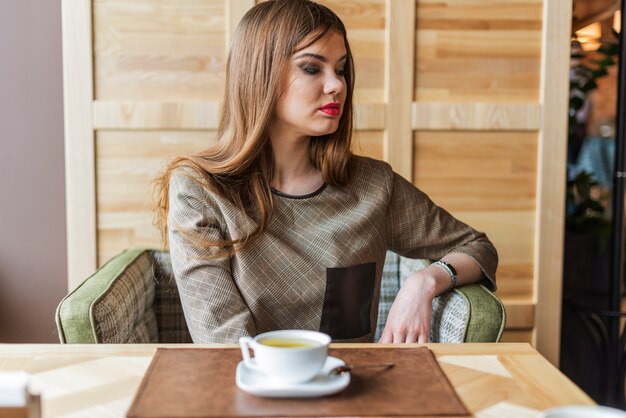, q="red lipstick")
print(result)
[320,102,341,116]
